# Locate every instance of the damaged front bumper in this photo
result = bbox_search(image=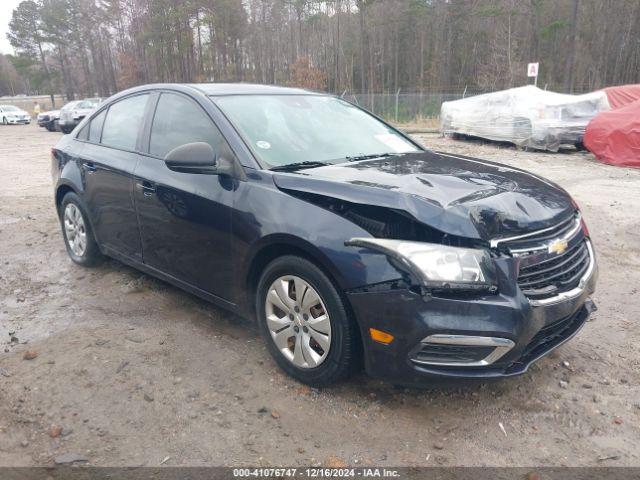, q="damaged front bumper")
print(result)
[346,262,597,385]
